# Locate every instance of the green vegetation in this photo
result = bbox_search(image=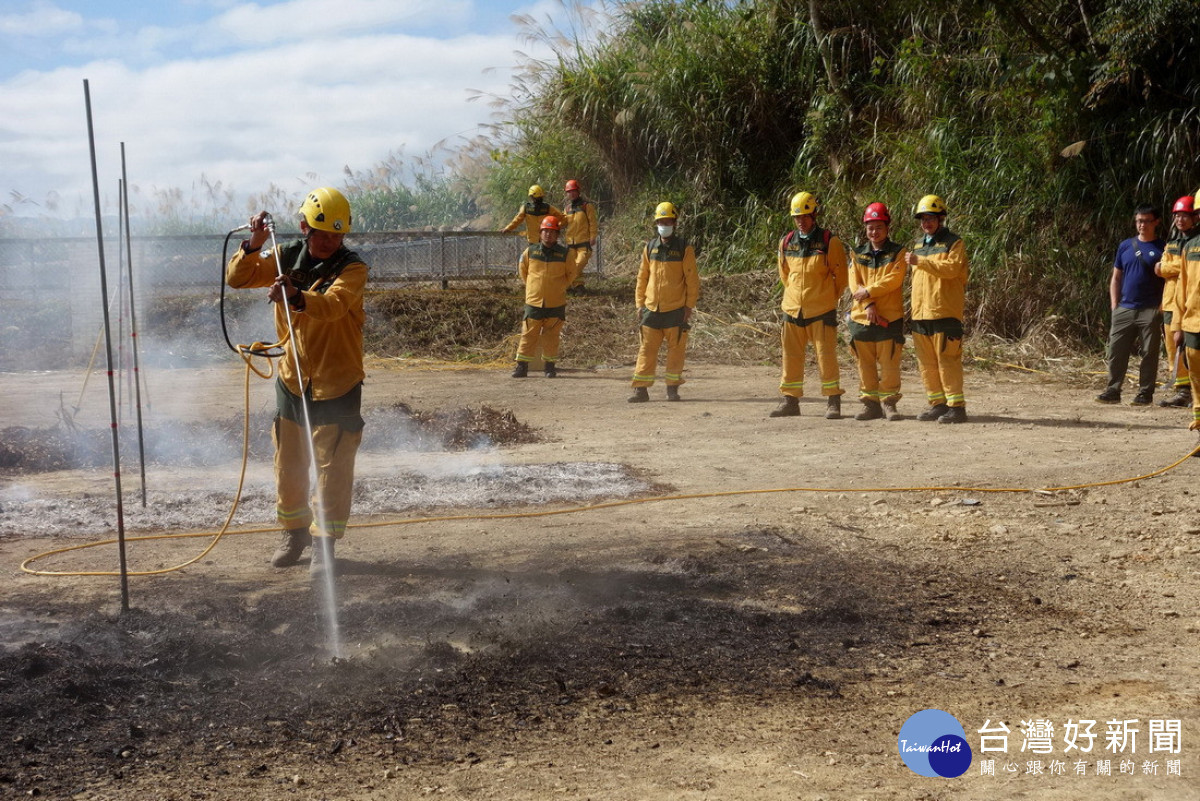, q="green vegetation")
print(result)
[488,0,1200,348]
